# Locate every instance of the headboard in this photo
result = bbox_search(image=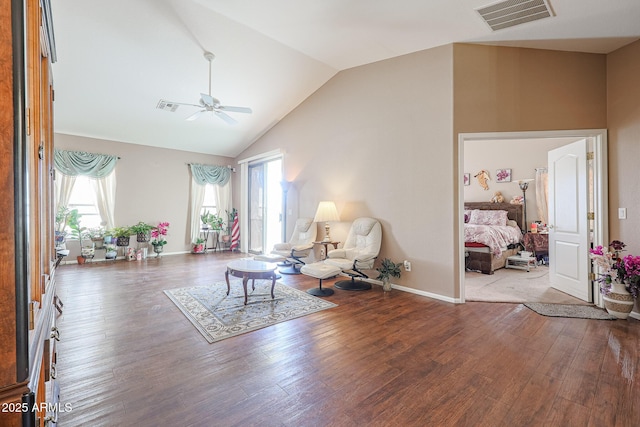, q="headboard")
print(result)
[464,202,524,230]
